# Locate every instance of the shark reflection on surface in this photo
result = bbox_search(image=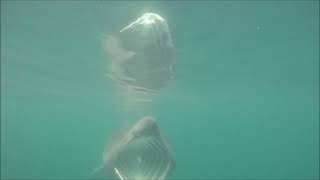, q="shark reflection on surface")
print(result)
[104,12,176,110]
